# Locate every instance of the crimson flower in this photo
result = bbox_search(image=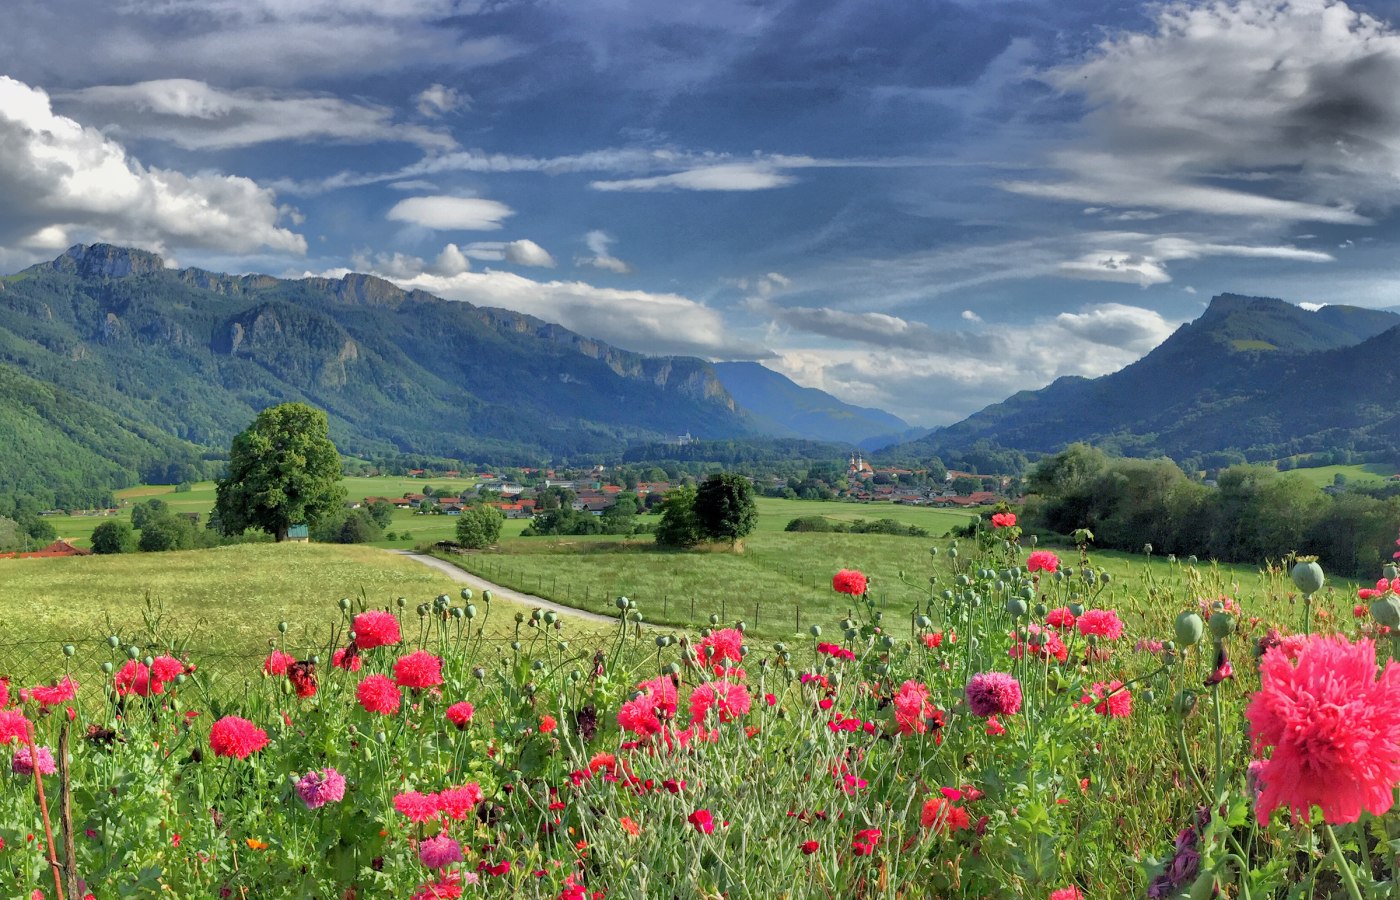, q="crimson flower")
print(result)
[832,569,868,595]
[687,809,715,834]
